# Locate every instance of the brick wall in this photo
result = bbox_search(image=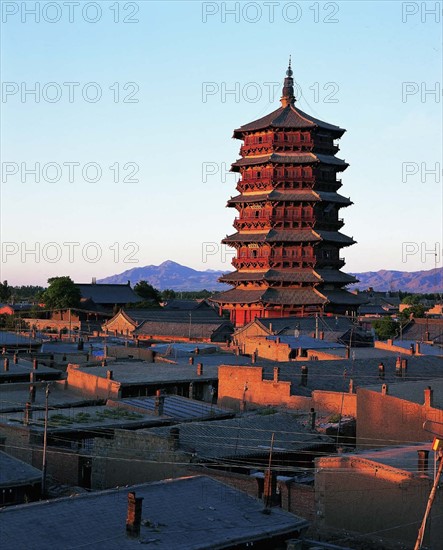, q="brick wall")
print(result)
[66,364,121,399]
